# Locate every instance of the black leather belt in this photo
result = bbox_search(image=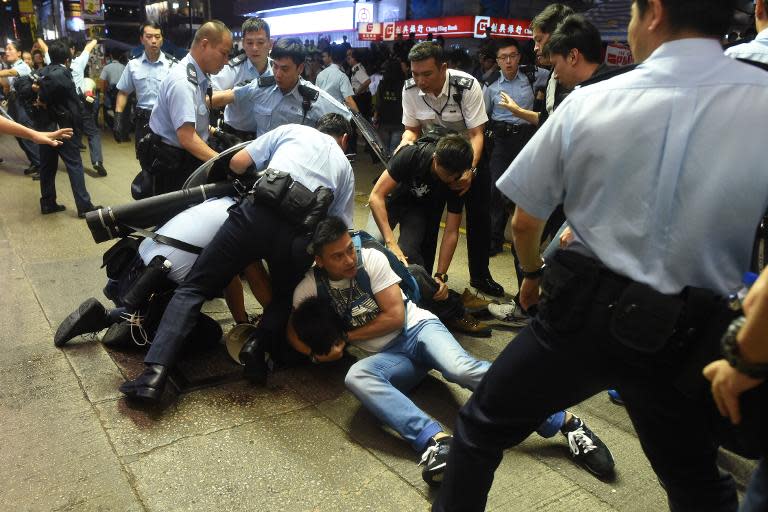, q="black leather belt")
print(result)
[221,122,256,142]
[135,108,152,120]
[490,120,535,136]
